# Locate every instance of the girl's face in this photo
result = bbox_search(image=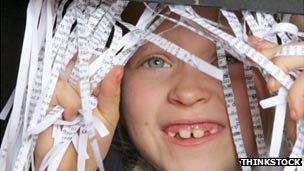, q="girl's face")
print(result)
[121,17,270,171]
